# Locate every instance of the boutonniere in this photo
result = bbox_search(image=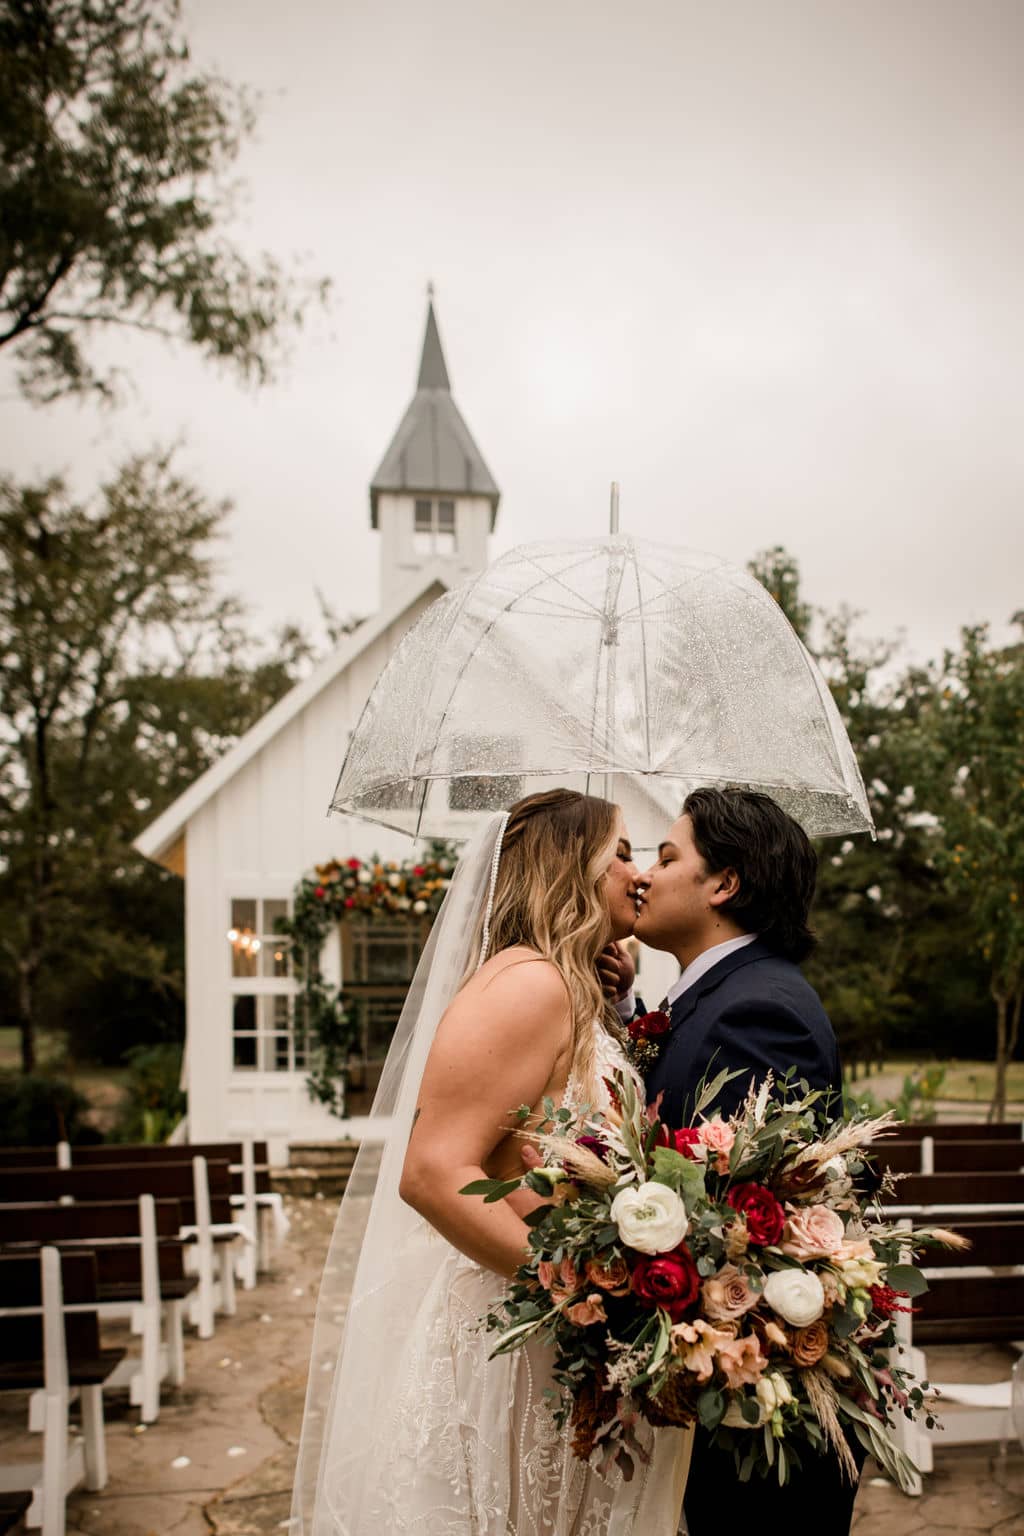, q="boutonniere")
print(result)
[625,1009,673,1072]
